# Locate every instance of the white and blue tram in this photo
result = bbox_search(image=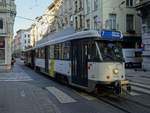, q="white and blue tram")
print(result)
[24,30,130,94]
